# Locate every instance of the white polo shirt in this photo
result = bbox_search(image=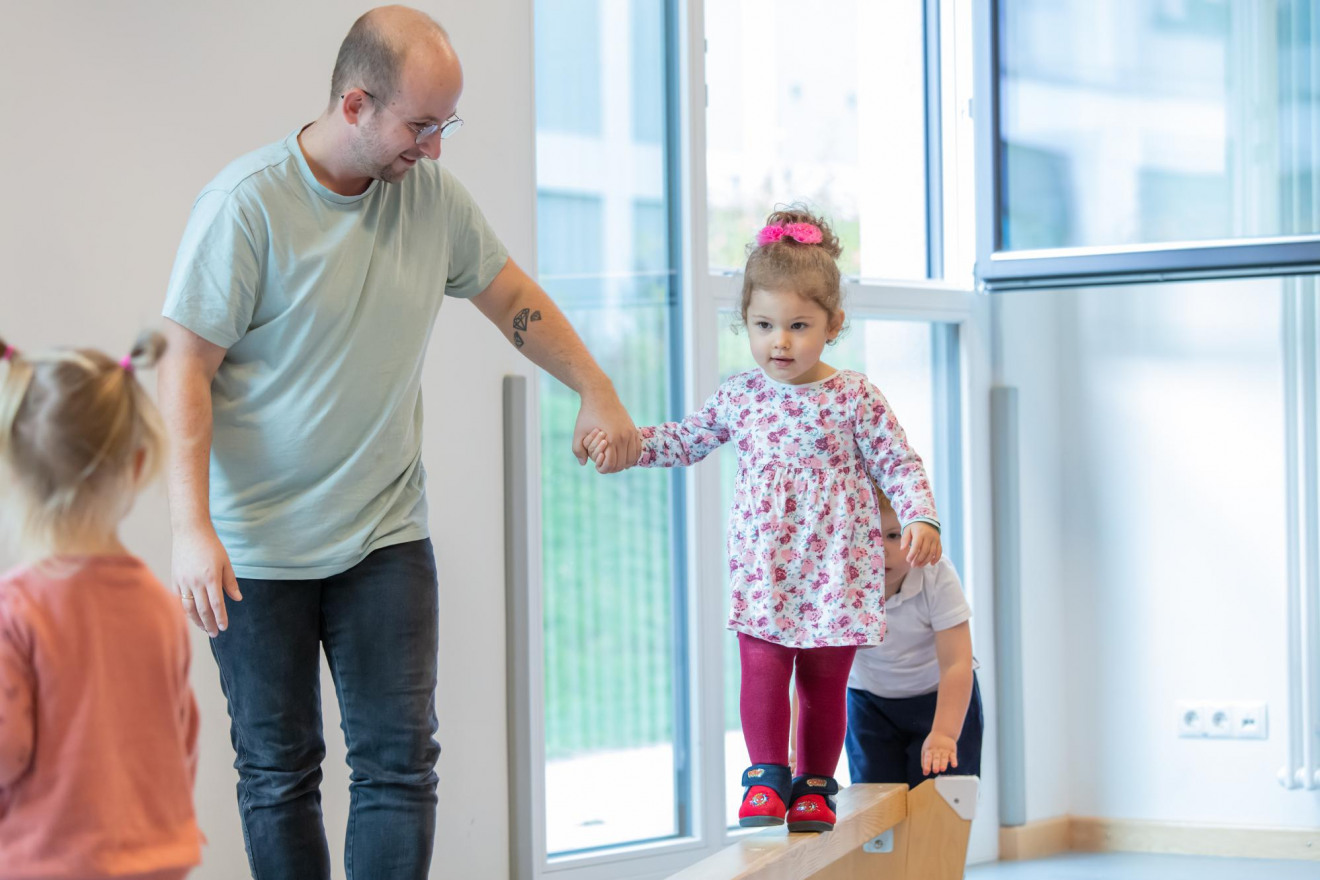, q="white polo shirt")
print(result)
[847,557,977,699]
